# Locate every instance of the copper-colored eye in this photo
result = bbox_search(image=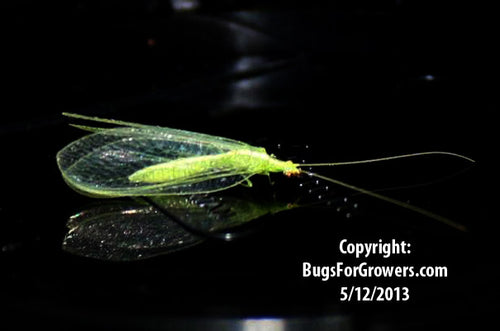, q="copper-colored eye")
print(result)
[284,169,300,177]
